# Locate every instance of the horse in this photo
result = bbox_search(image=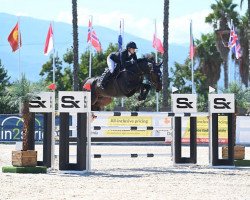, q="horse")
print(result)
[82,57,162,111]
